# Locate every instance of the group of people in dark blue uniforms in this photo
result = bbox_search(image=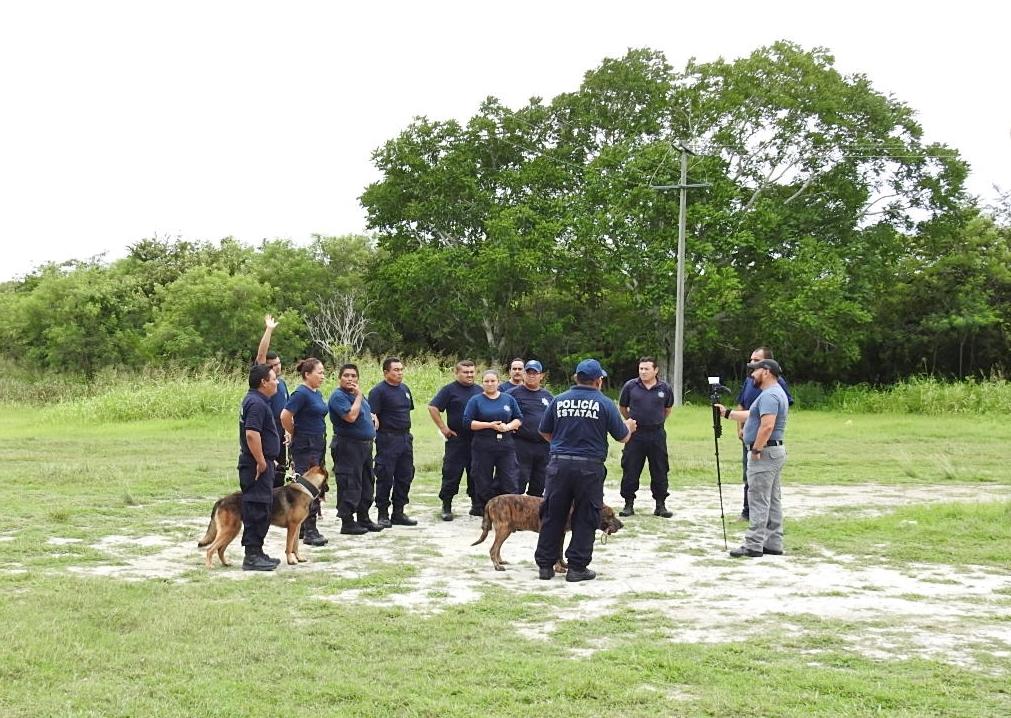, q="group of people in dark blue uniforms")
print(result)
[428,358,555,521]
[239,312,793,575]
